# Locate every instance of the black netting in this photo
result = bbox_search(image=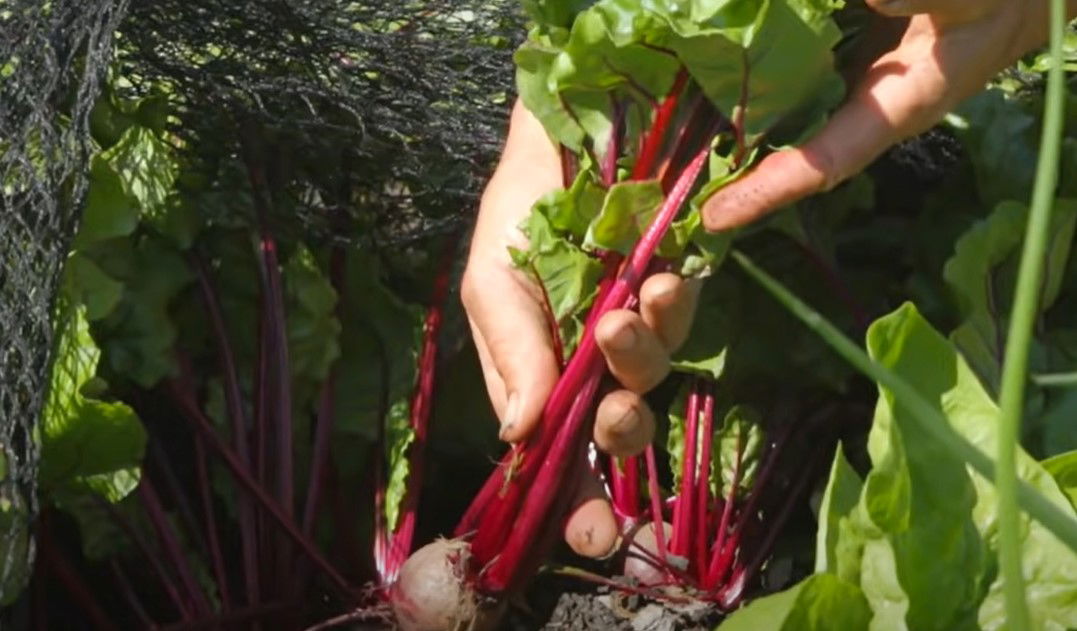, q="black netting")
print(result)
[1,0,523,608]
[1,0,129,601]
[115,0,522,247]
